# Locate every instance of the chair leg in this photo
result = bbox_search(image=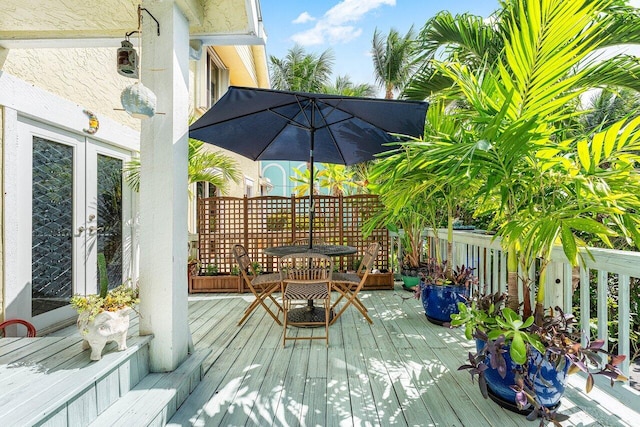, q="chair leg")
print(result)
[325,296,330,347]
[330,287,373,325]
[238,283,283,326]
